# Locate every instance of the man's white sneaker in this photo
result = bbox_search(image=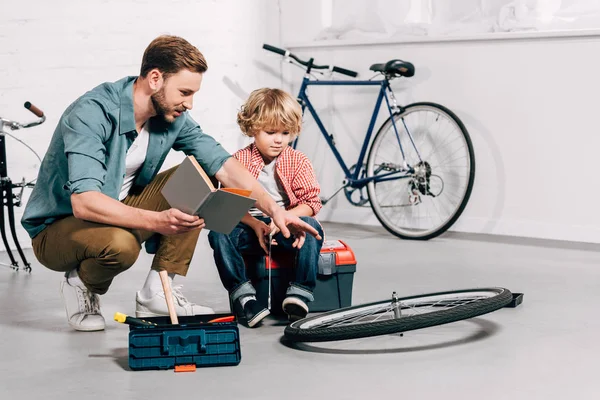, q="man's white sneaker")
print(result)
[60,273,105,332]
[135,285,215,318]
